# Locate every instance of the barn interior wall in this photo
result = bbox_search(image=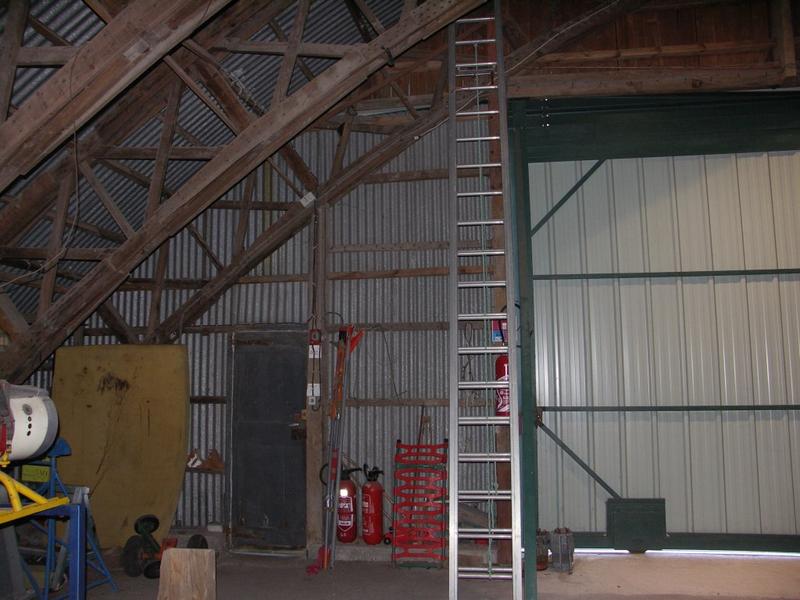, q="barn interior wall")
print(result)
[530,152,800,536]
